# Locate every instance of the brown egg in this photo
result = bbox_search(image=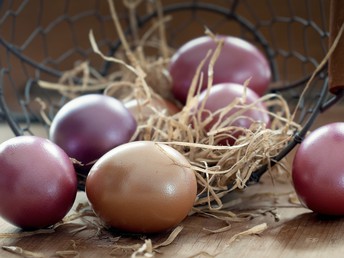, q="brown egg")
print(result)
[124,97,180,121]
[85,141,197,234]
